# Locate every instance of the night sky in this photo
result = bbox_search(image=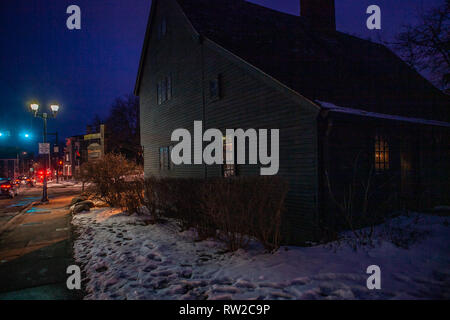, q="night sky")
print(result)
[0,0,443,152]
